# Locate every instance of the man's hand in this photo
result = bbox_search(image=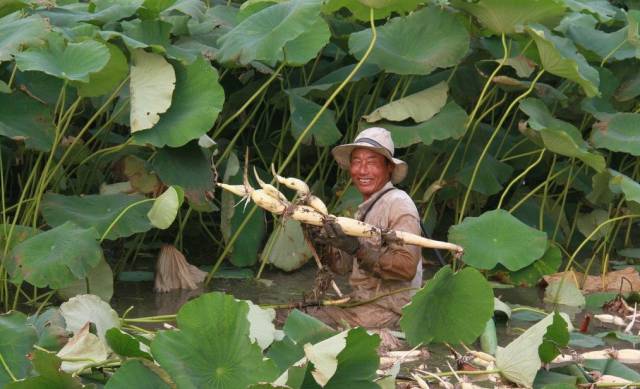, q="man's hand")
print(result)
[303,220,360,255]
